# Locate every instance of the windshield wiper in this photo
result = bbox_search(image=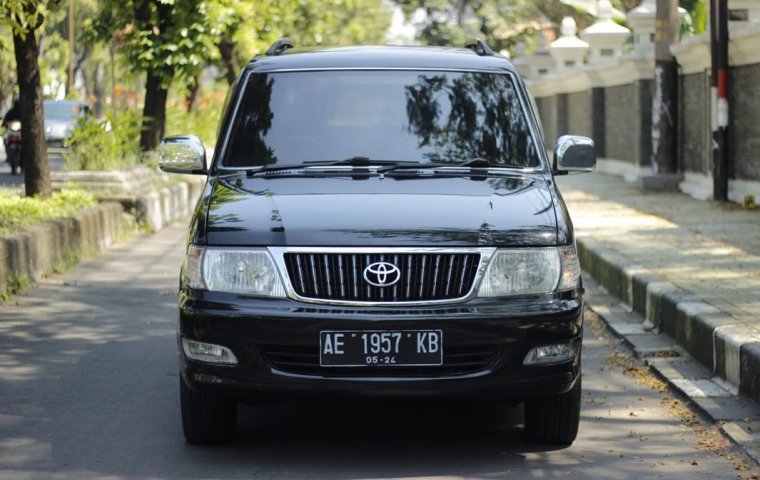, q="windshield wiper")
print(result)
[243,157,417,177]
[240,157,531,177]
[303,156,421,169]
[458,157,495,168]
[385,158,534,176]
